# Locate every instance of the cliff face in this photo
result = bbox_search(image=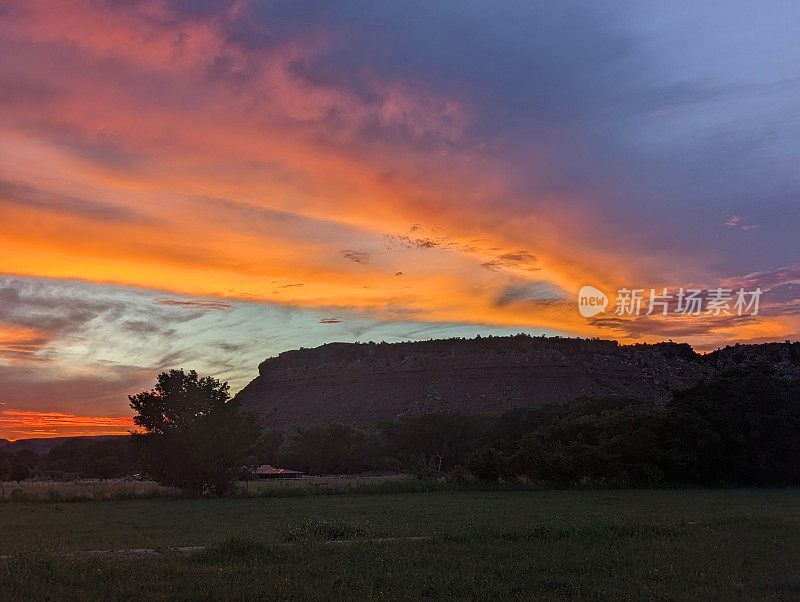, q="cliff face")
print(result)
[235,336,800,430]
